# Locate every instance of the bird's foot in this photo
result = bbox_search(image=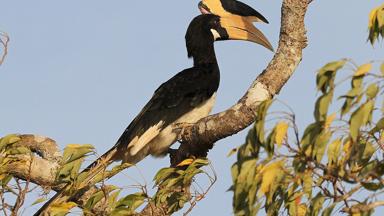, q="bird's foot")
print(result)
[173,122,195,140]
